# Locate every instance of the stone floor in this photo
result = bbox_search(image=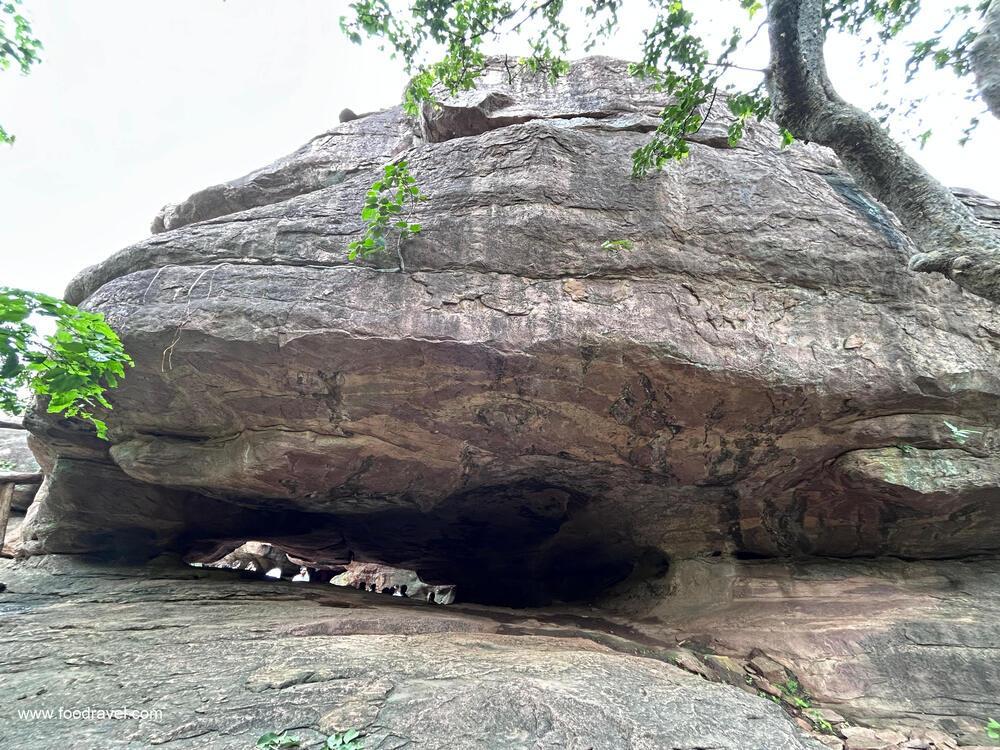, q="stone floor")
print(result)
[3,516,1000,750]
[0,555,826,750]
